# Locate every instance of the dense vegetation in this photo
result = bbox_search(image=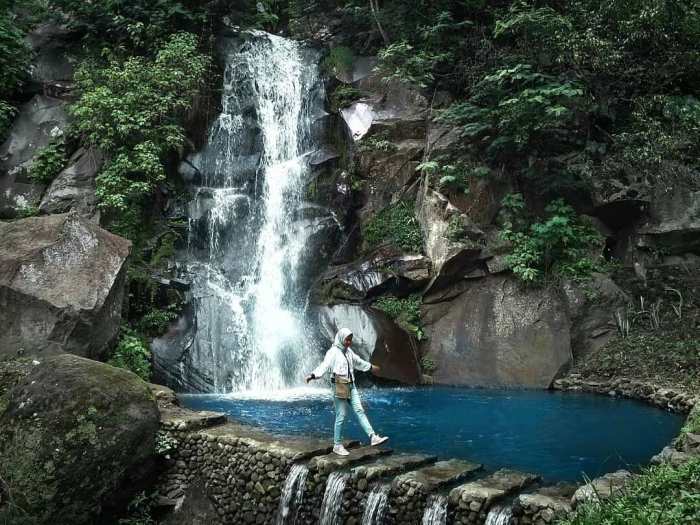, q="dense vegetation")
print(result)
[561,457,700,525]
[291,0,700,283]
